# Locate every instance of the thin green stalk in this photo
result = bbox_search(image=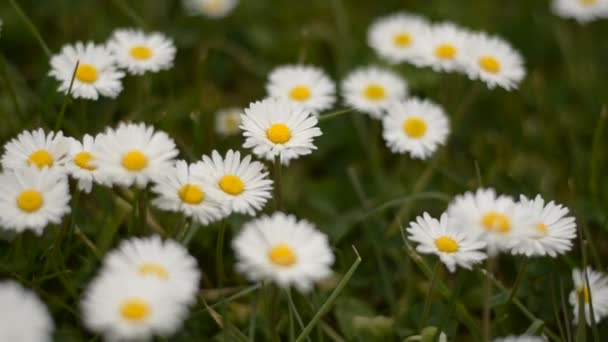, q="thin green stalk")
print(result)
[576,291,586,342]
[560,278,573,342]
[0,55,23,118]
[318,108,353,122]
[216,220,227,287]
[286,289,307,334]
[138,187,148,233]
[55,61,79,132]
[249,288,260,341]
[589,106,606,203]
[194,283,262,315]
[110,0,147,28]
[274,156,283,210]
[578,223,600,342]
[482,256,495,341]
[8,0,52,57]
[420,261,440,329]
[505,258,529,306]
[550,276,567,342]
